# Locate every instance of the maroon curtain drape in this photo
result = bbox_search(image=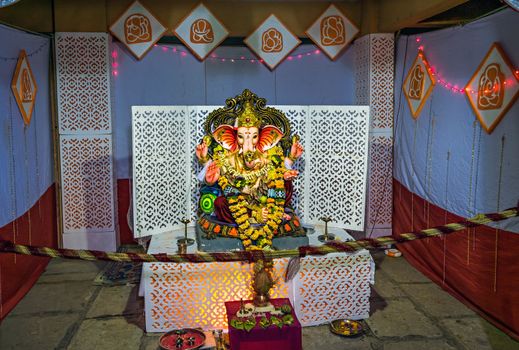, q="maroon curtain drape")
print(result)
[0,185,57,321]
[393,179,519,340]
